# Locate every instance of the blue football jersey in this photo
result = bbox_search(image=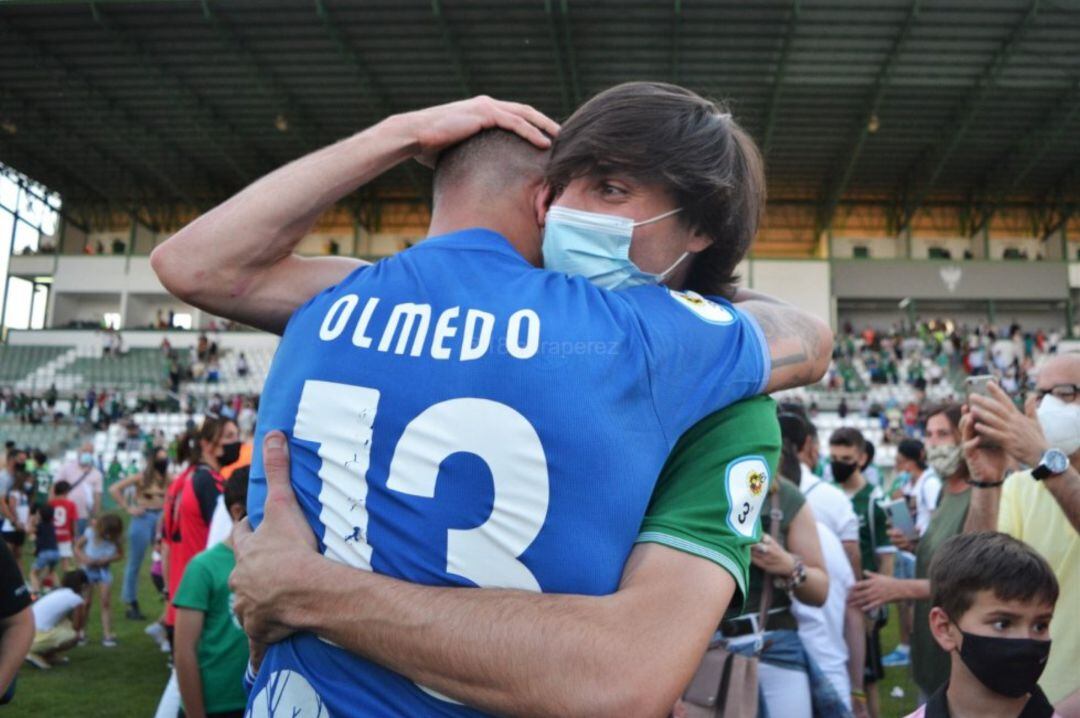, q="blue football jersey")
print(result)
[245,229,769,717]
